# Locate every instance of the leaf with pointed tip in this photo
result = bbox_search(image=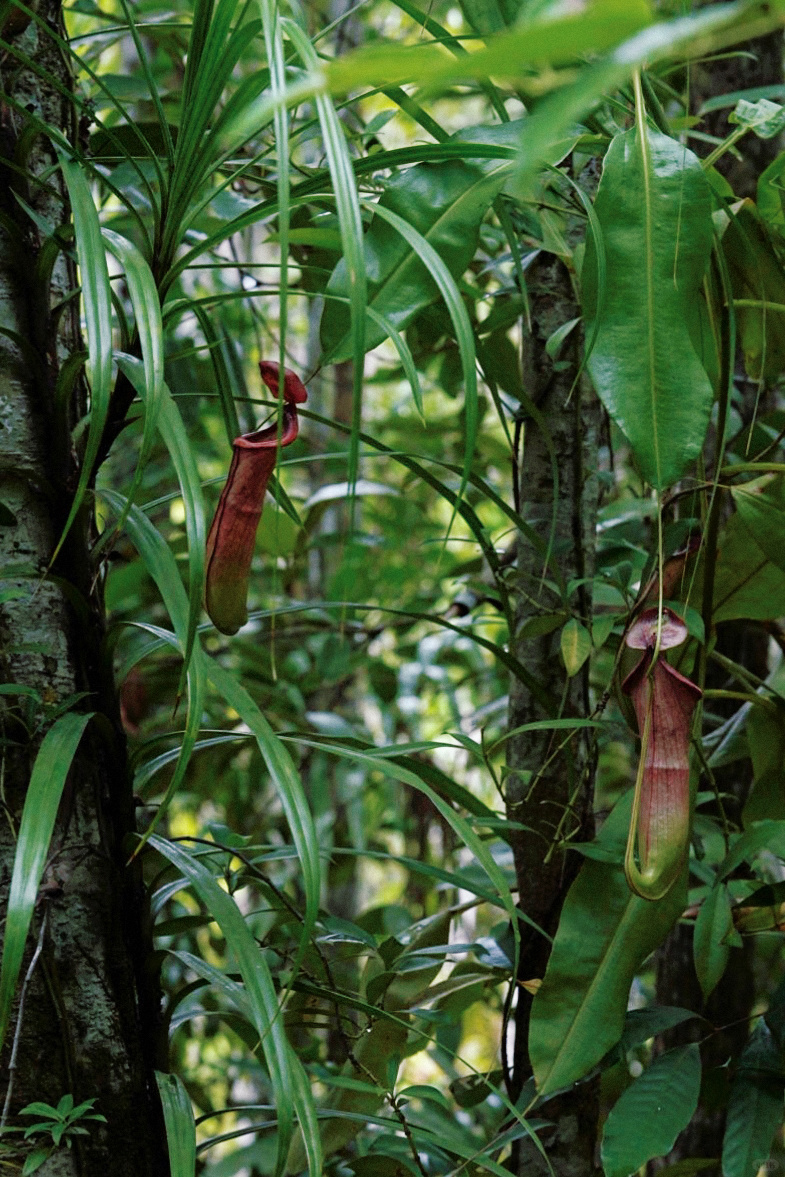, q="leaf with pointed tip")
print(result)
[582,129,714,489]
